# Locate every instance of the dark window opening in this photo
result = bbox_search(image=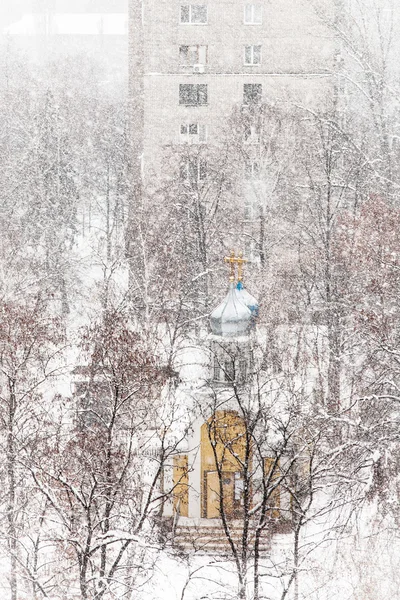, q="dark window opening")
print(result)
[180,5,207,24]
[243,83,262,104]
[179,83,208,106]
